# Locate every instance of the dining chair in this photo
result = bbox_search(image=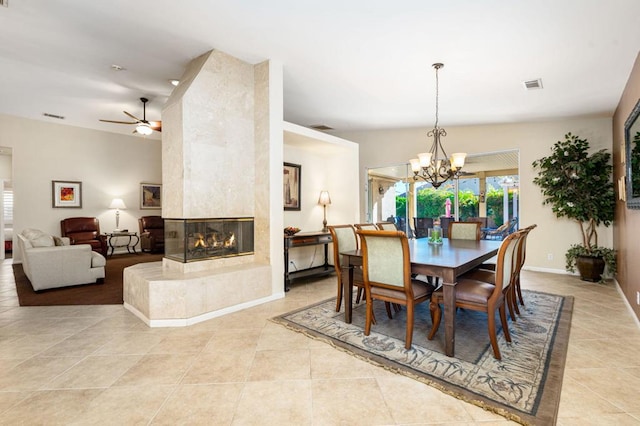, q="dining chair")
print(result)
[376,222,397,231]
[354,223,379,231]
[513,224,537,309]
[463,225,536,319]
[328,225,365,312]
[448,221,482,240]
[413,217,433,239]
[357,229,436,350]
[428,230,522,360]
[461,229,526,321]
